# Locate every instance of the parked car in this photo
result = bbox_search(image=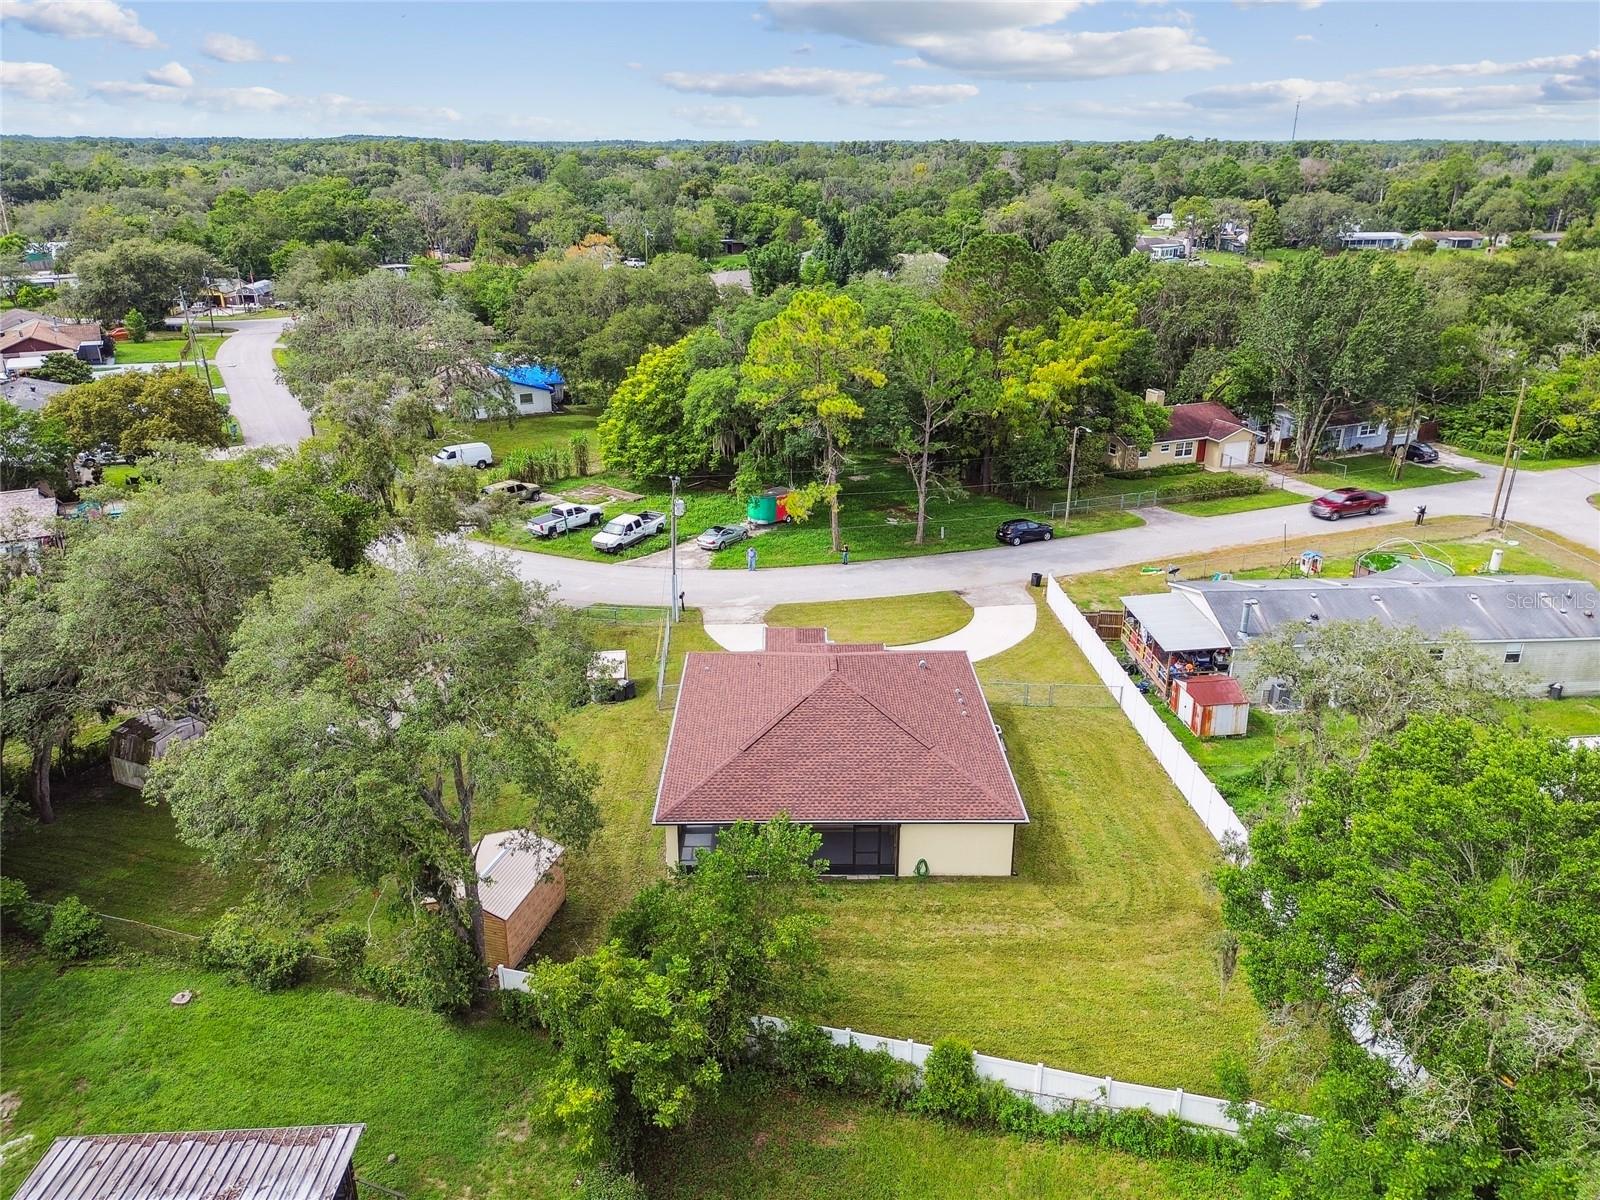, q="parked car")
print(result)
[481,479,542,504]
[1403,441,1440,464]
[526,502,604,537]
[1310,487,1388,520]
[696,524,747,550]
[592,510,666,553]
[995,517,1055,546]
[432,441,492,468]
